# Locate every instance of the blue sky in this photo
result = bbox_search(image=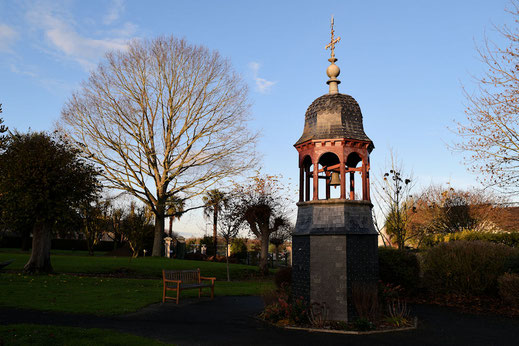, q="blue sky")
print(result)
[0,0,513,237]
